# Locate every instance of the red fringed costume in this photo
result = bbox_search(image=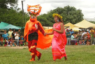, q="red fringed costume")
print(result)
[24,4,53,61]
